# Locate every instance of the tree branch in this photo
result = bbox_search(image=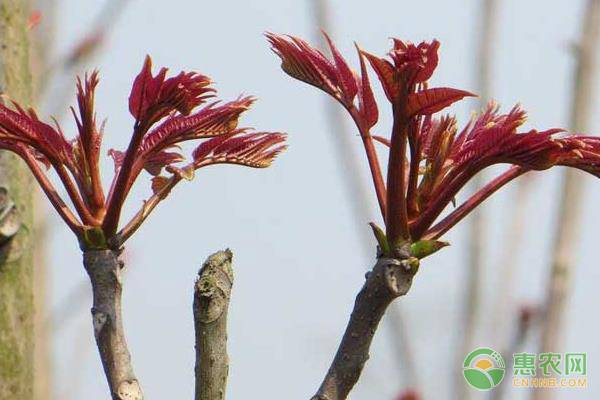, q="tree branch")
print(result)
[194,249,234,400]
[311,255,417,400]
[82,249,143,400]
